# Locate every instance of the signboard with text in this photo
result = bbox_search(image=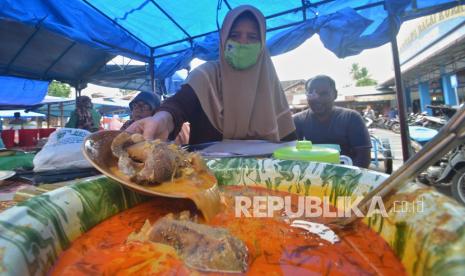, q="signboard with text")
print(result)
[400,5,465,64]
